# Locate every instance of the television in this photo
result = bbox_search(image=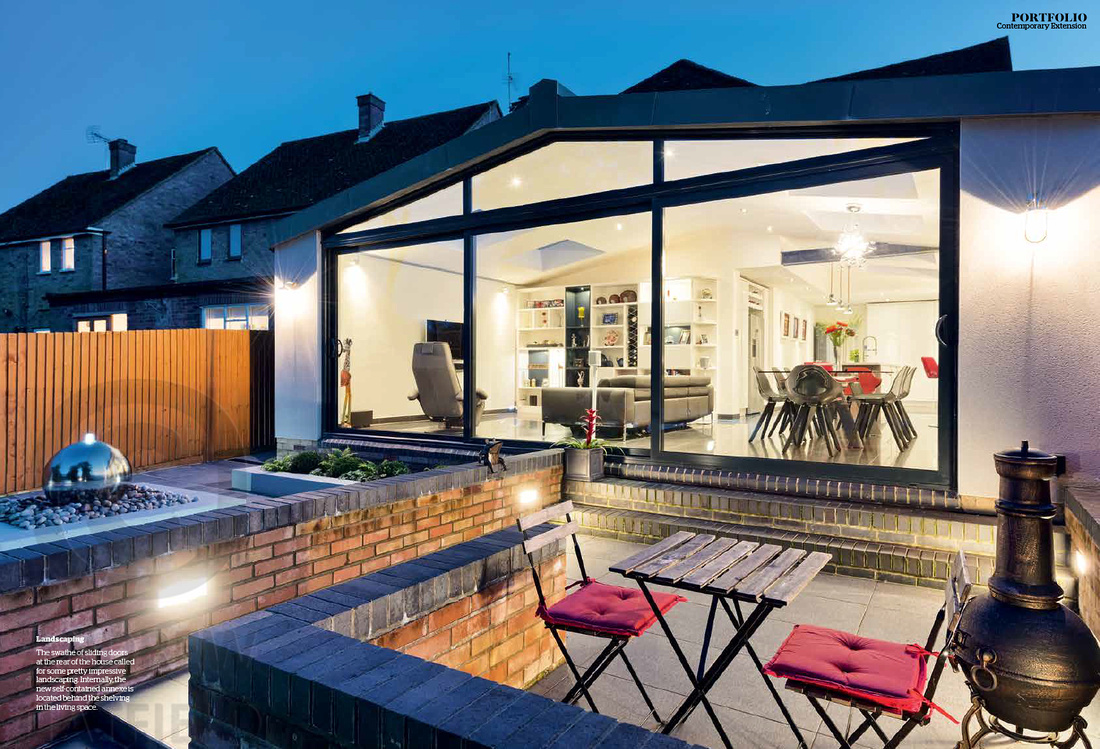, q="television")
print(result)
[426,320,463,360]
